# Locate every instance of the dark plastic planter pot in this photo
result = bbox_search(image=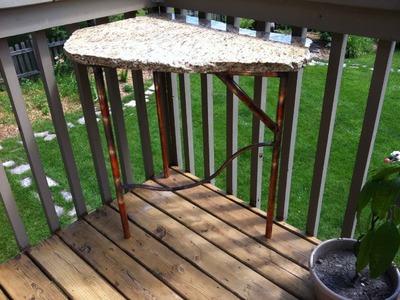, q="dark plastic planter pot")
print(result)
[309,238,400,300]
